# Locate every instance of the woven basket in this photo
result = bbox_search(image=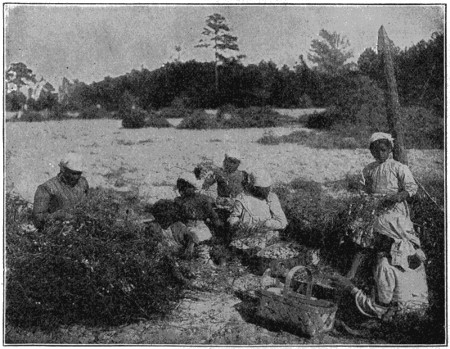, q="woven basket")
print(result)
[257,266,338,338]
